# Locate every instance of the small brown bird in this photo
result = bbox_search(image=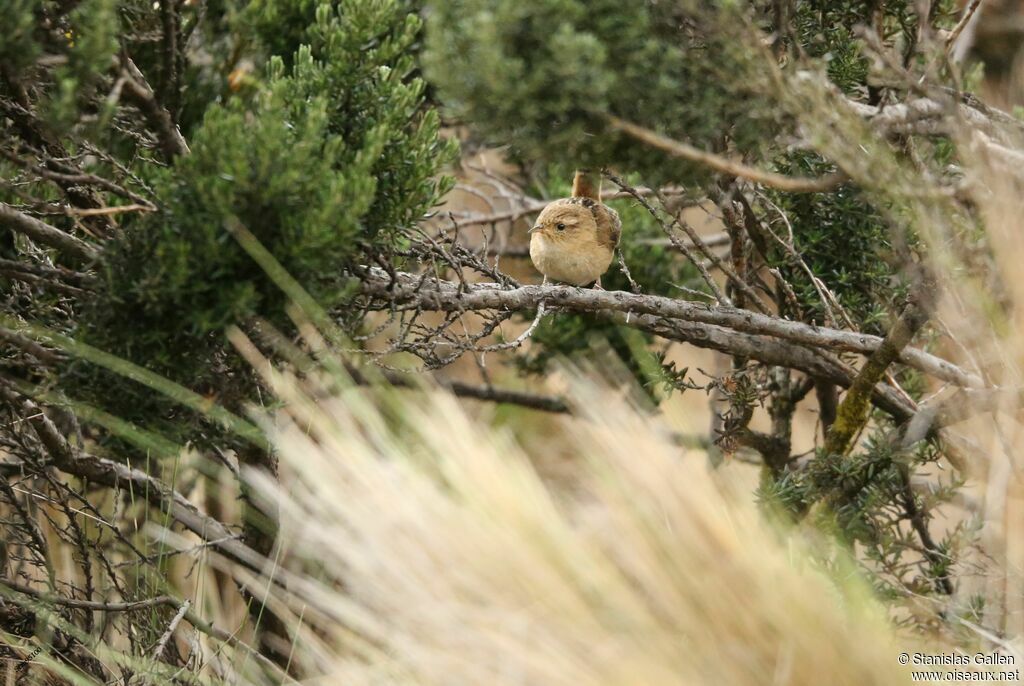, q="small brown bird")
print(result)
[529,170,622,287]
